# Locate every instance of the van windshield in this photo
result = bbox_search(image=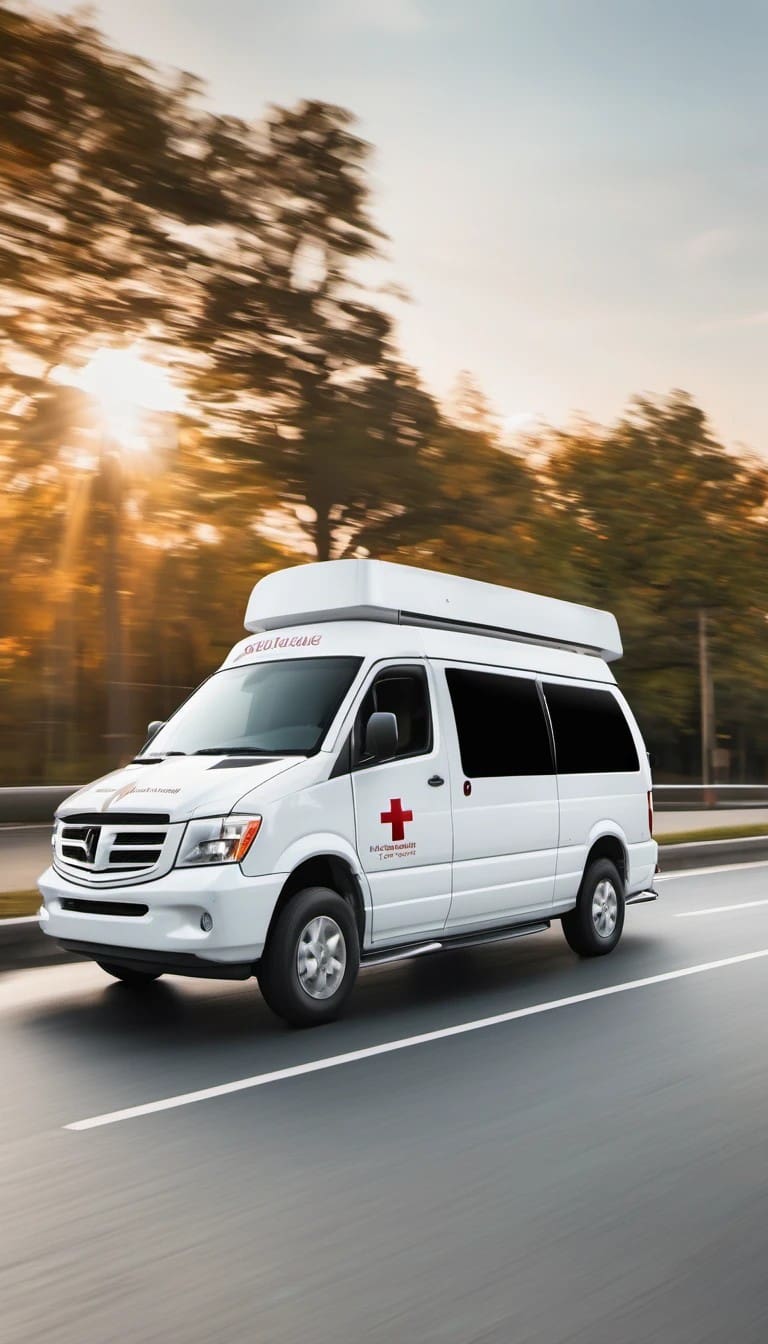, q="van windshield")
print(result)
[138,657,362,758]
